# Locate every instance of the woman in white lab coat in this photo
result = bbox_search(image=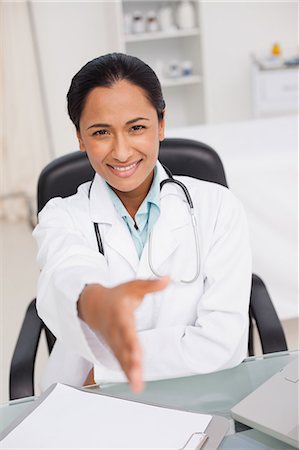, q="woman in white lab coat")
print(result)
[33,53,252,393]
